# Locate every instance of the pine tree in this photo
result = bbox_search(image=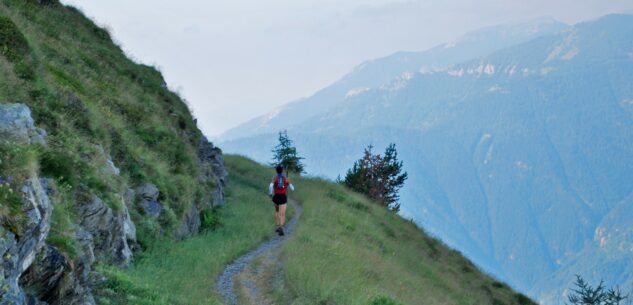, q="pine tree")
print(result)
[271,130,305,175]
[344,143,407,211]
[567,275,628,305]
